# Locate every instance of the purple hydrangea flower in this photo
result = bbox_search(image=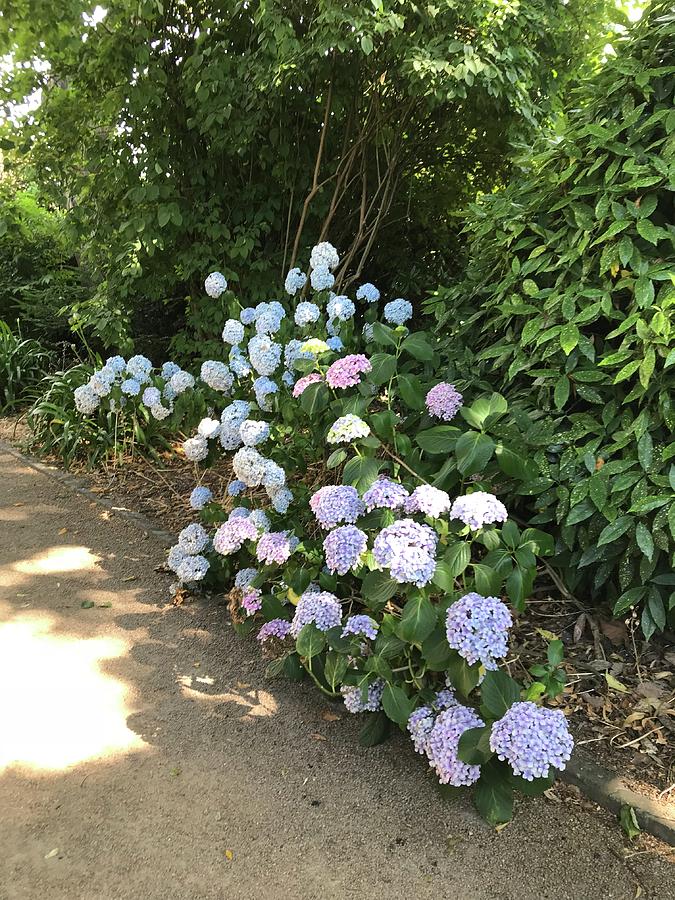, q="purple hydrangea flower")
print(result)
[213,517,258,555]
[408,706,435,754]
[241,587,262,616]
[256,531,297,565]
[309,485,365,530]
[342,614,379,641]
[325,354,372,389]
[257,618,292,643]
[489,702,574,781]
[405,484,451,518]
[290,591,342,637]
[449,492,508,530]
[323,525,368,575]
[372,519,437,587]
[426,705,485,786]
[341,678,385,713]
[425,382,463,421]
[362,477,409,512]
[445,592,513,670]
